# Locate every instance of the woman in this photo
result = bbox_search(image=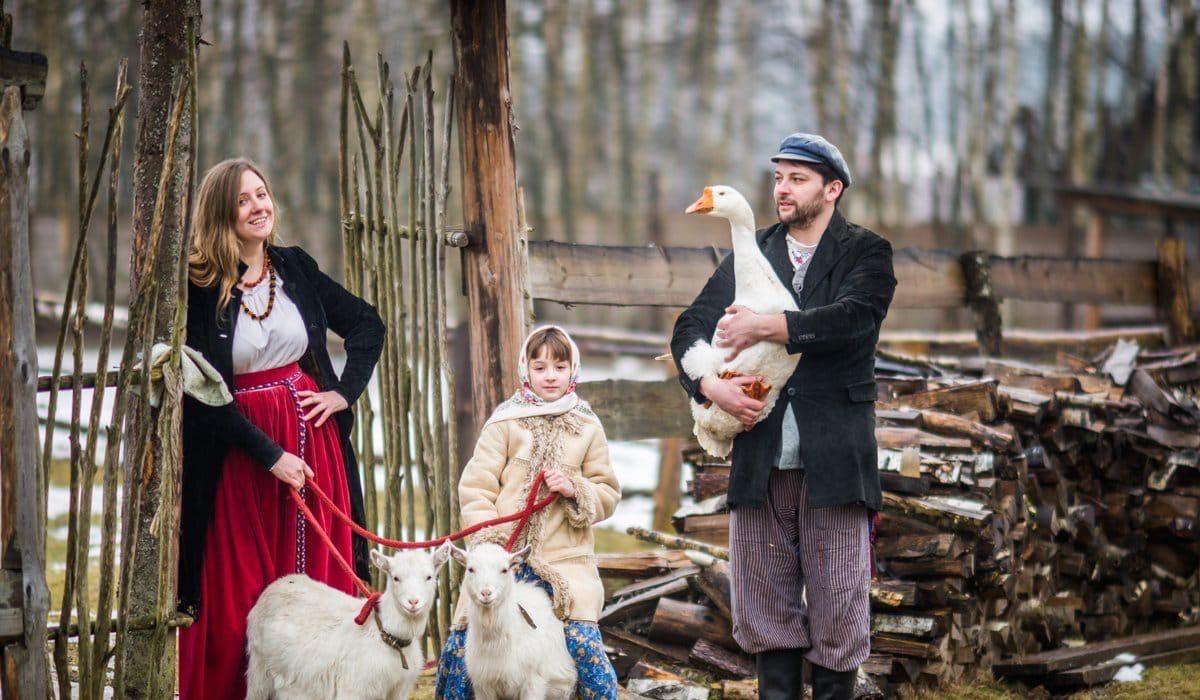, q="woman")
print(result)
[177,158,384,699]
